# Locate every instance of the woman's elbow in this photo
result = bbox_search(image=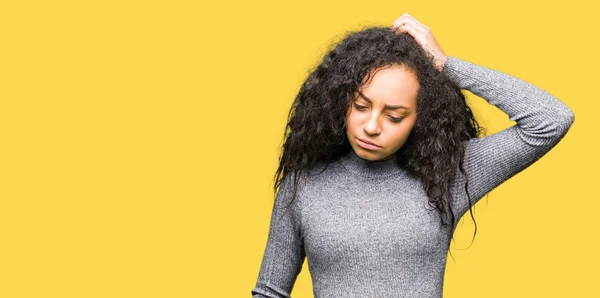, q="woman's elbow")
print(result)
[556,105,575,135]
